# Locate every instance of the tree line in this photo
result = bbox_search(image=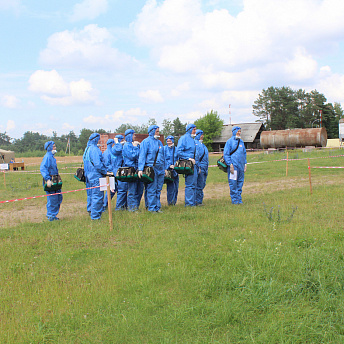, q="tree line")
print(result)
[253,86,343,138]
[0,112,224,155]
